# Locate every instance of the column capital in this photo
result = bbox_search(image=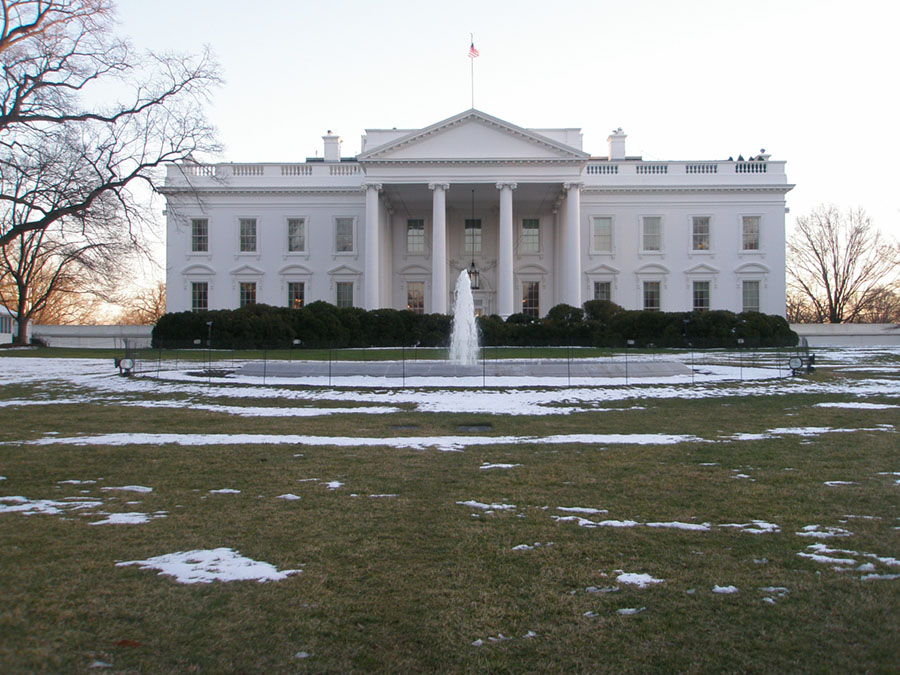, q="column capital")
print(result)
[496,182,518,190]
[563,182,583,191]
[363,182,383,192]
[428,182,450,191]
